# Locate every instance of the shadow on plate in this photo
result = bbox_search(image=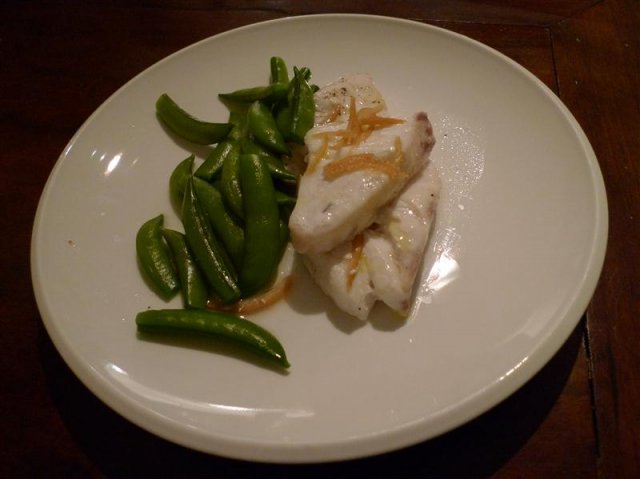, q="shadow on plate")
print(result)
[38,314,585,478]
[284,253,407,335]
